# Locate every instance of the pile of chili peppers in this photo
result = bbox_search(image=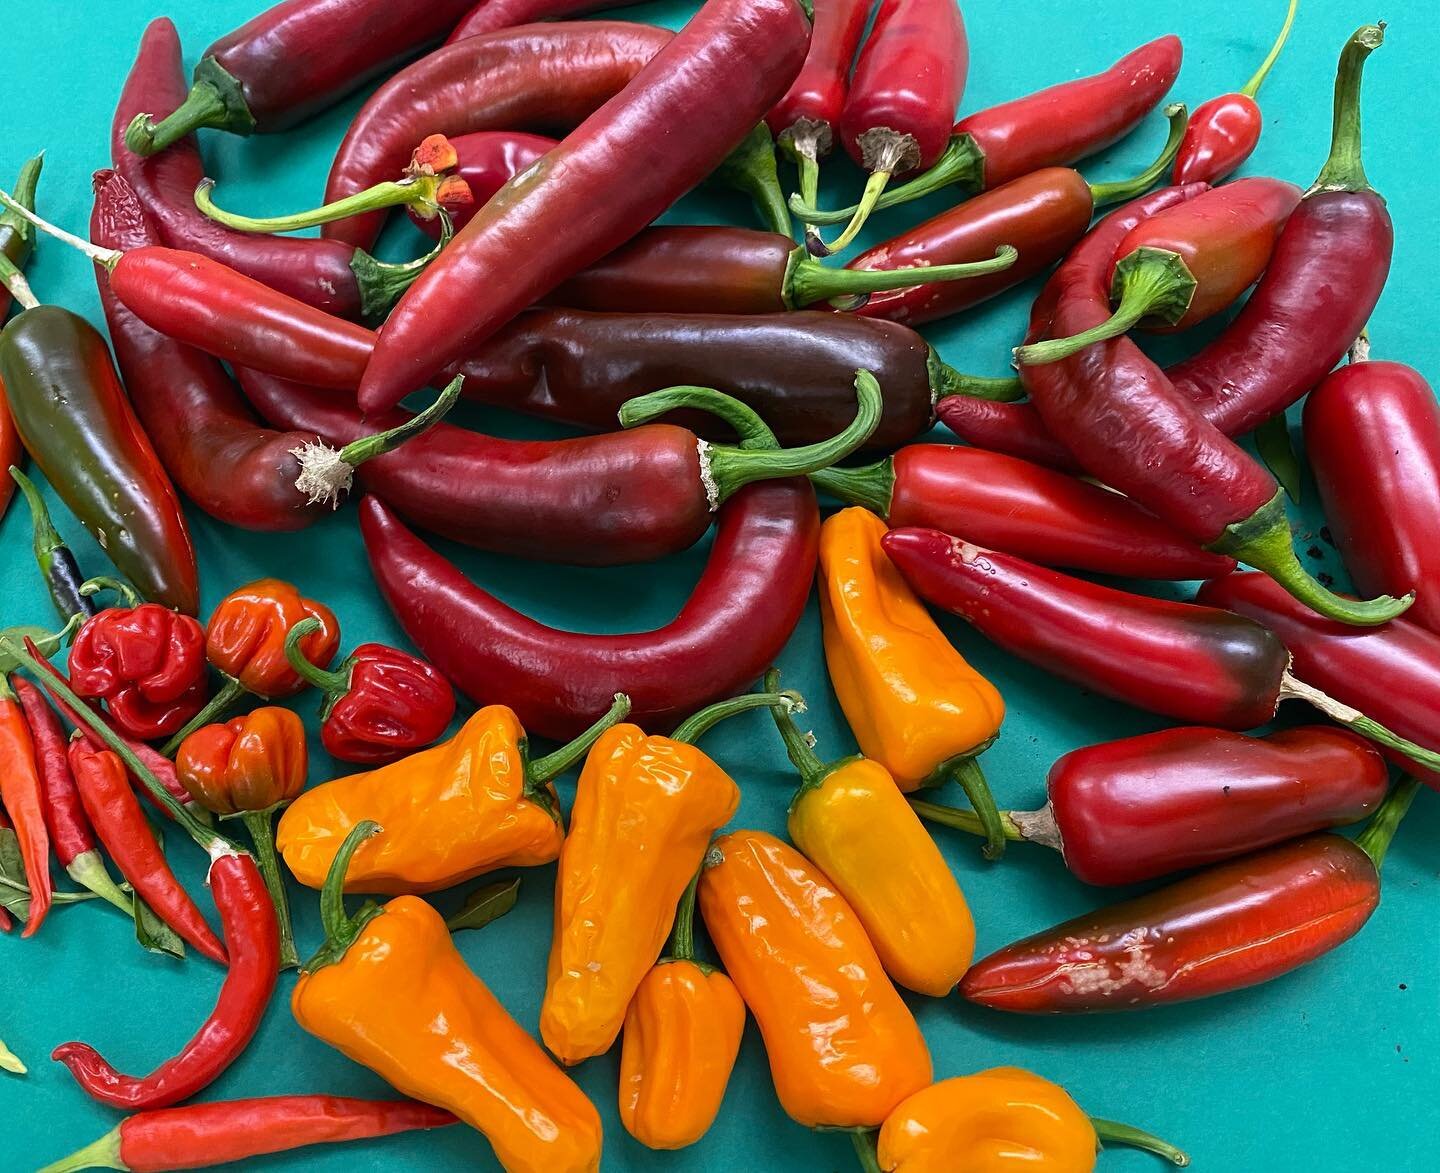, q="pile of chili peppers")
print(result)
[0,0,1433,1169]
